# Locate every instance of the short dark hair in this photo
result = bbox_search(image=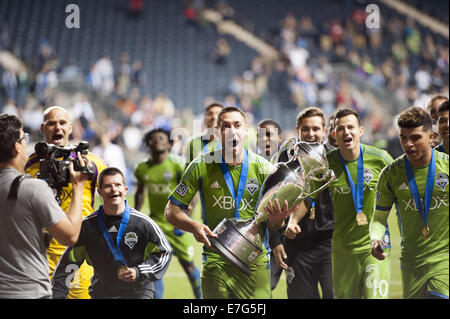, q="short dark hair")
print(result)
[397,106,433,131]
[426,94,448,112]
[438,100,449,114]
[0,114,23,162]
[204,102,224,113]
[98,167,126,189]
[296,106,326,128]
[143,128,172,146]
[333,107,361,127]
[216,106,247,128]
[257,119,282,134]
